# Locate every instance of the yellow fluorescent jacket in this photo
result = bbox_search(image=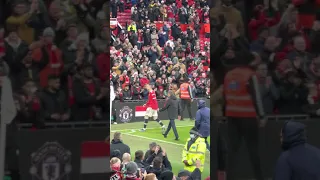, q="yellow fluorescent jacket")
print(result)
[182,137,206,172]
